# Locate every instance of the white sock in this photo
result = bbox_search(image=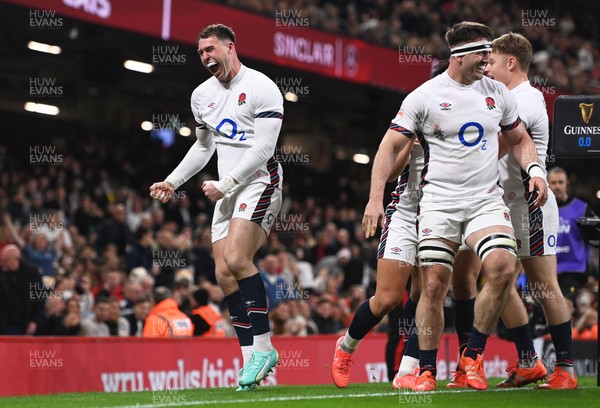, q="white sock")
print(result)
[397,355,419,377]
[241,345,253,366]
[252,333,272,353]
[342,332,361,353]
